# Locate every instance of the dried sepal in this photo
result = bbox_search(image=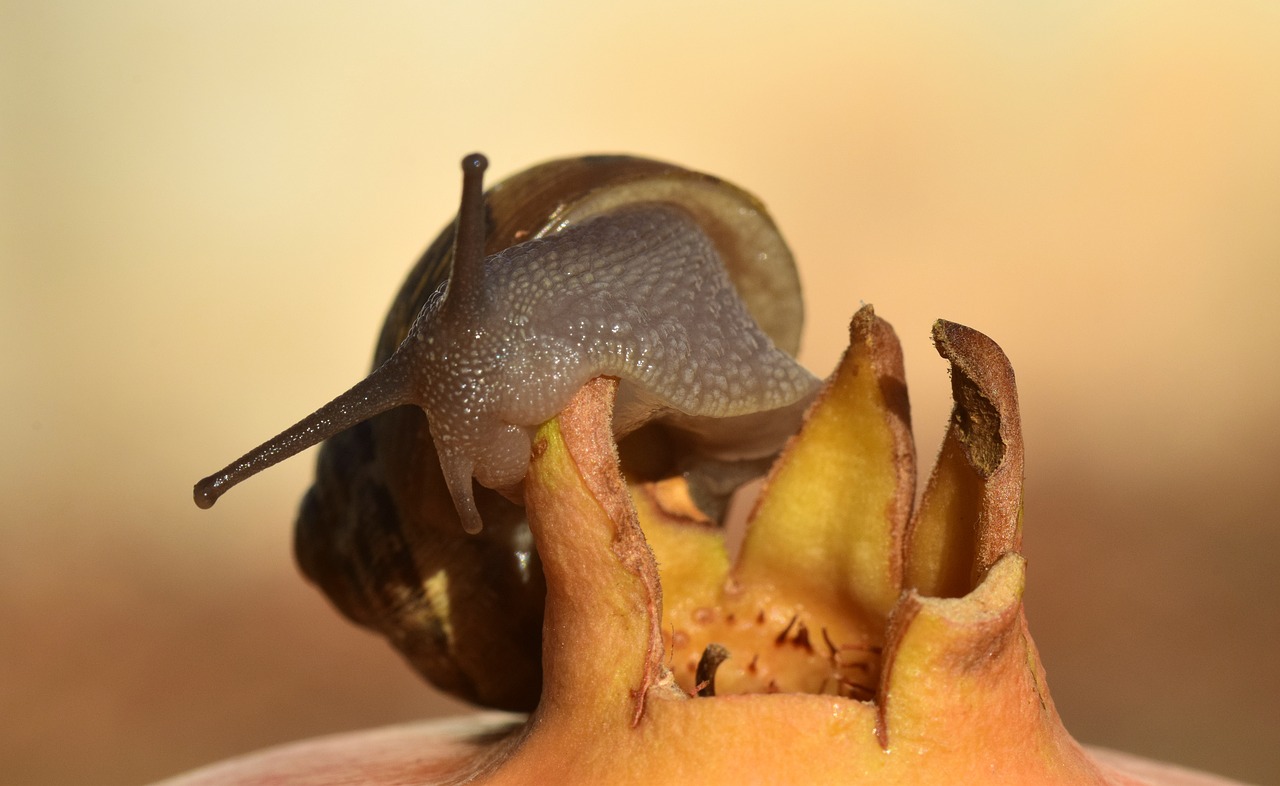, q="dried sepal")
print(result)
[905,319,1025,598]
[521,377,668,727]
[737,304,916,622]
